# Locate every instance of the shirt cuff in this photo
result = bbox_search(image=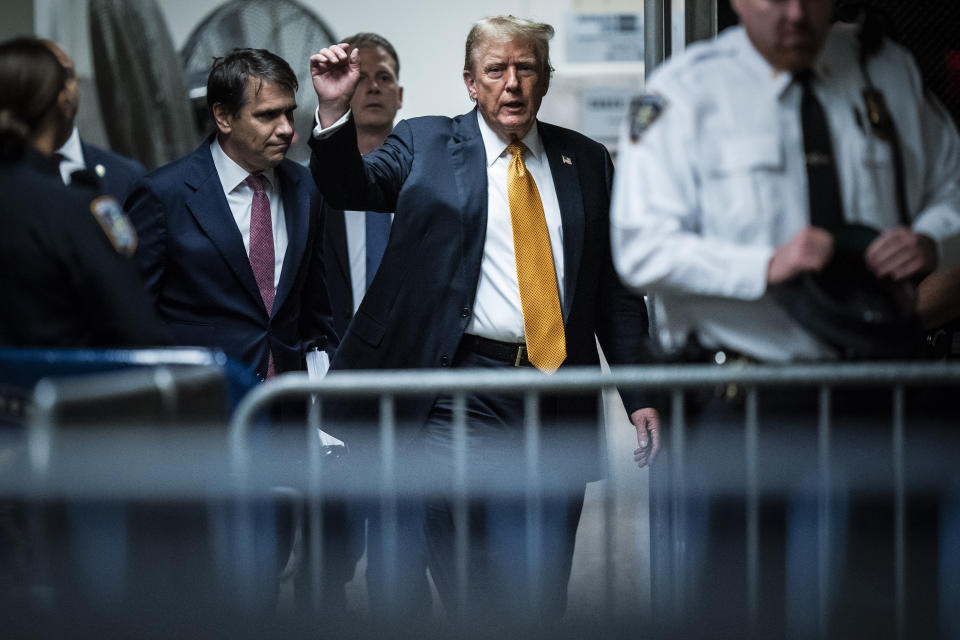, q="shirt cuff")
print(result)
[312,108,352,139]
